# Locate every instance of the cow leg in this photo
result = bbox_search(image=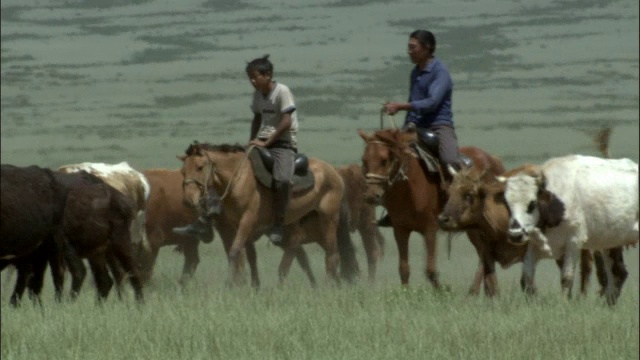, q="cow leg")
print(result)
[577,250,593,296]
[521,245,539,296]
[26,256,48,307]
[422,226,440,289]
[179,240,200,286]
[600,247,628,306]
[106,250,126,300]
[393,227,411,285]
[88,255,114,302]
[64,247,87,300]
[111,243,144,303]
[559,244,580,300]
[593,251,608,296]
[10,263,33,307]
[609,247,628,293]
